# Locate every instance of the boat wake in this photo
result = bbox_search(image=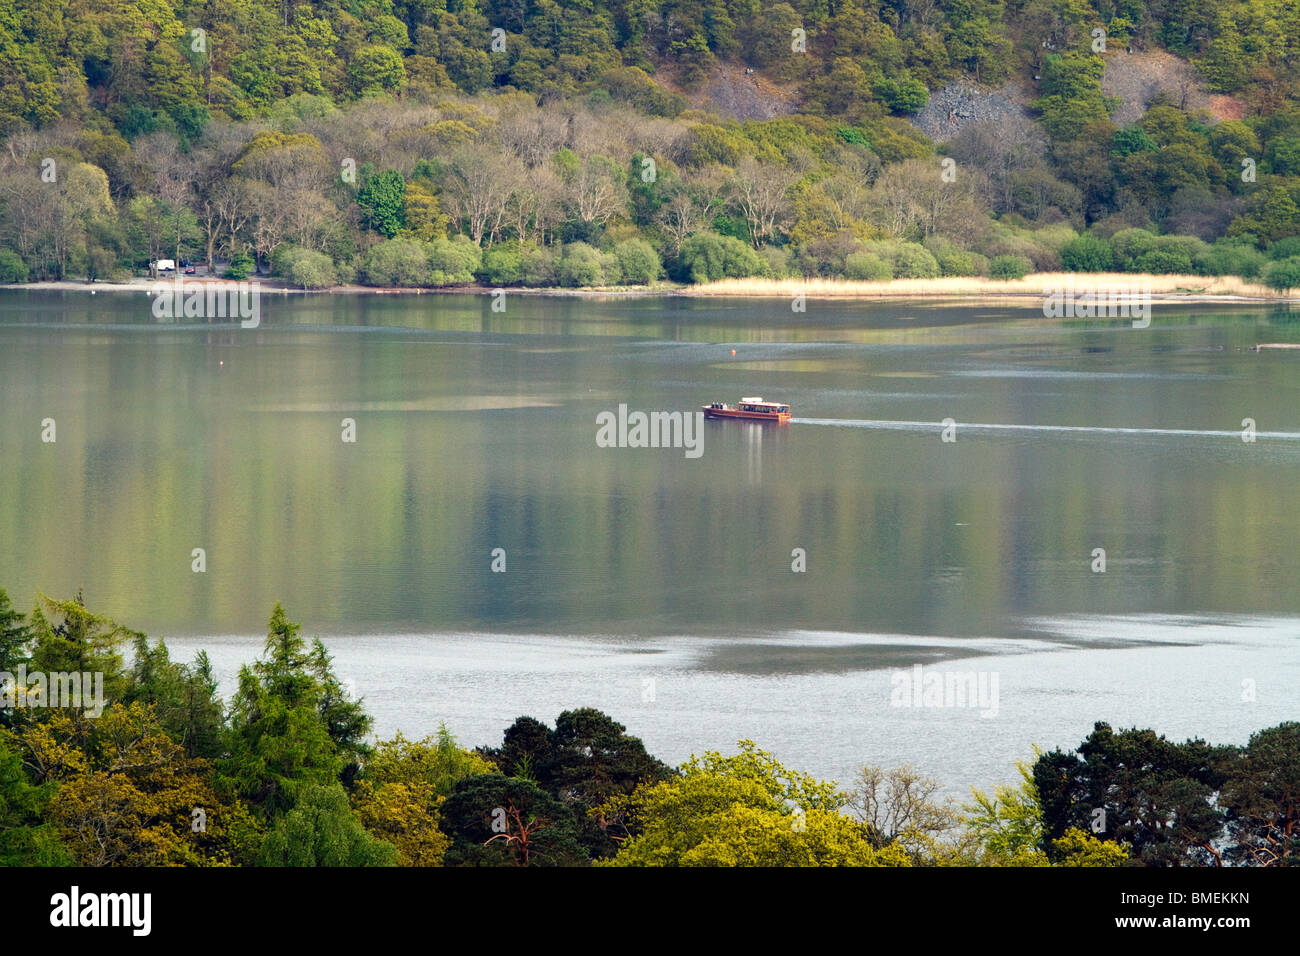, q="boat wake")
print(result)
[791,418,1300,440]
